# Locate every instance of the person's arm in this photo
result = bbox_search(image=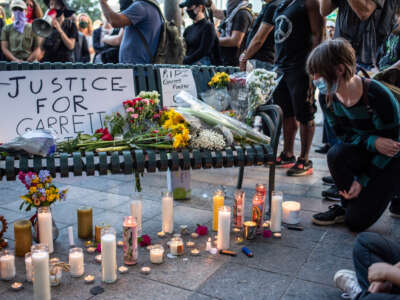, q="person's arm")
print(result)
[219,30,246,47]
[369,263,400,287]
[32,0,43,19]
[104,29,123,46]
[319,0,337,17]
[243,22,273,61]
[26,35,41,62]
[100,0,131,28]
[389,60,400,70]
[307,0,324,50]
[219,10,250,47]
[1,41,21,62]
[347,0,379,21]
[52,19,75,50]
